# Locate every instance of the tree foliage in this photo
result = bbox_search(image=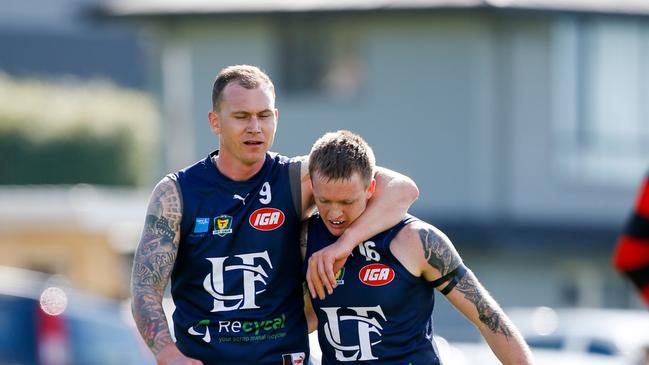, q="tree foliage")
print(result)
[0,74,159,186]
